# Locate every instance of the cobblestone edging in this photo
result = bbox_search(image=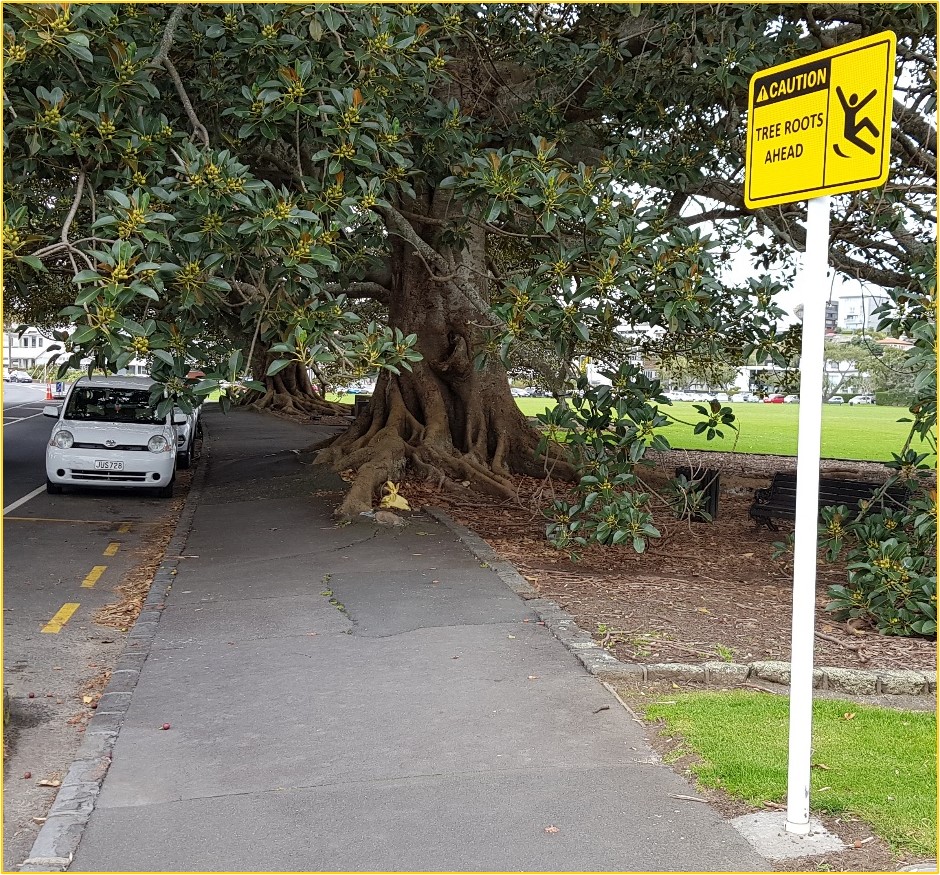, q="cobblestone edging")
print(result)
[20,446,210,873]
[425,508,937,699]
